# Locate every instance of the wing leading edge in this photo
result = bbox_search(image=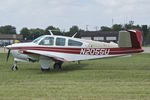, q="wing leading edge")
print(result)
[22,50,67,62]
